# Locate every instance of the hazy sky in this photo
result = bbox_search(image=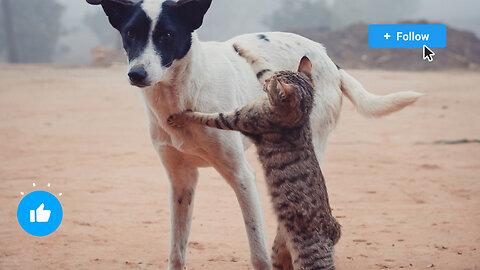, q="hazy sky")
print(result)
[50,0,480,64]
